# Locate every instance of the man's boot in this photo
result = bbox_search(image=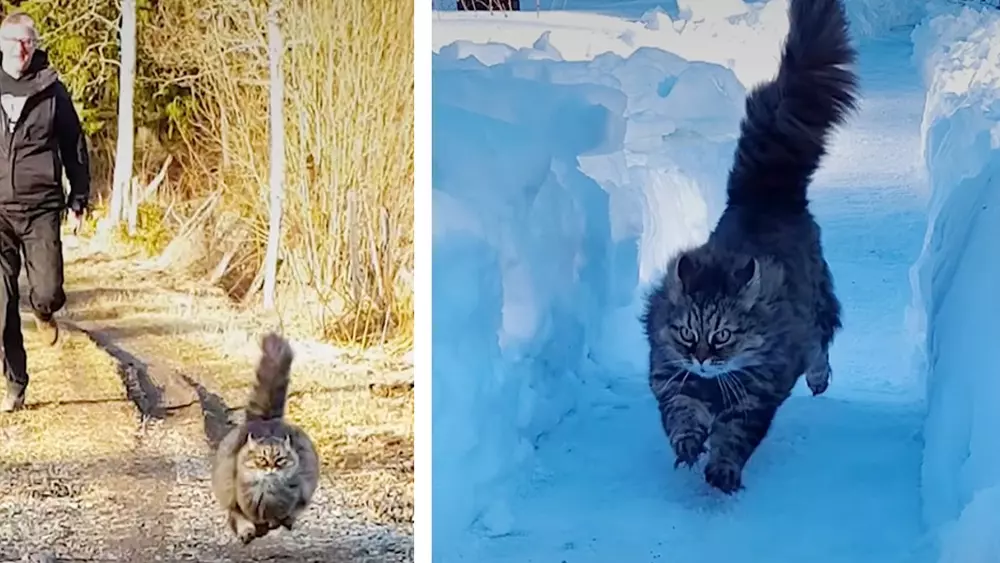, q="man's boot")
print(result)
[0,380,25,412]
[34,314,58,346]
